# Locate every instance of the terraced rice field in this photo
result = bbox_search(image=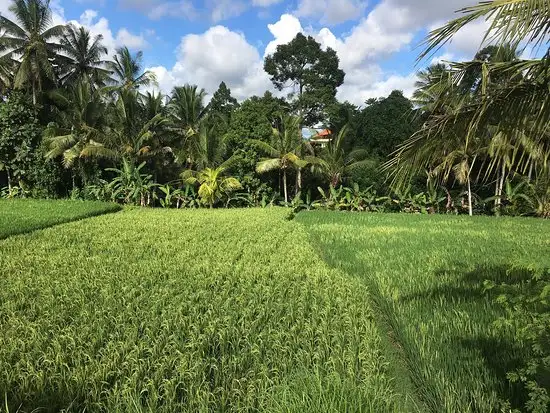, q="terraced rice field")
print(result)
[297,212,550,412]
[0,199,120,239]
[1,202,548,412]
[0,205,406,412]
